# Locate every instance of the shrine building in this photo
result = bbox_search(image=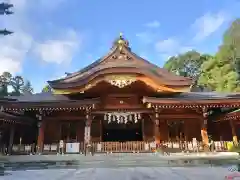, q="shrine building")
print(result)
[0,34,240,153]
